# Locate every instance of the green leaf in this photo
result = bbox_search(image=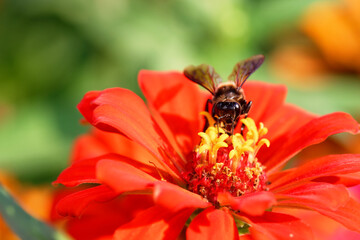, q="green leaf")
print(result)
[0,185,71,240]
